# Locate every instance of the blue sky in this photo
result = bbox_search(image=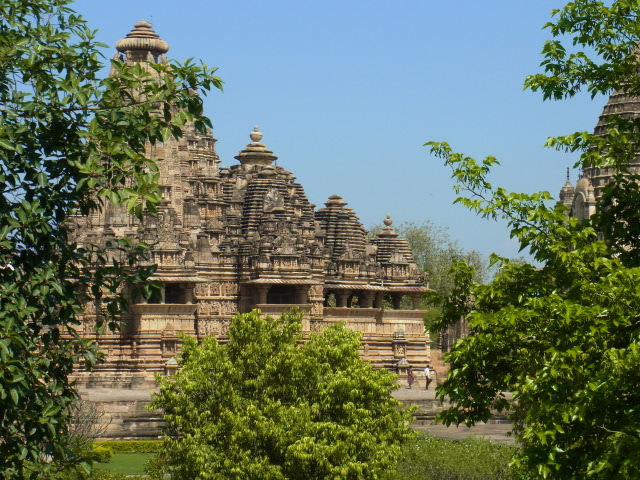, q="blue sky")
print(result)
[75,0,607,259]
